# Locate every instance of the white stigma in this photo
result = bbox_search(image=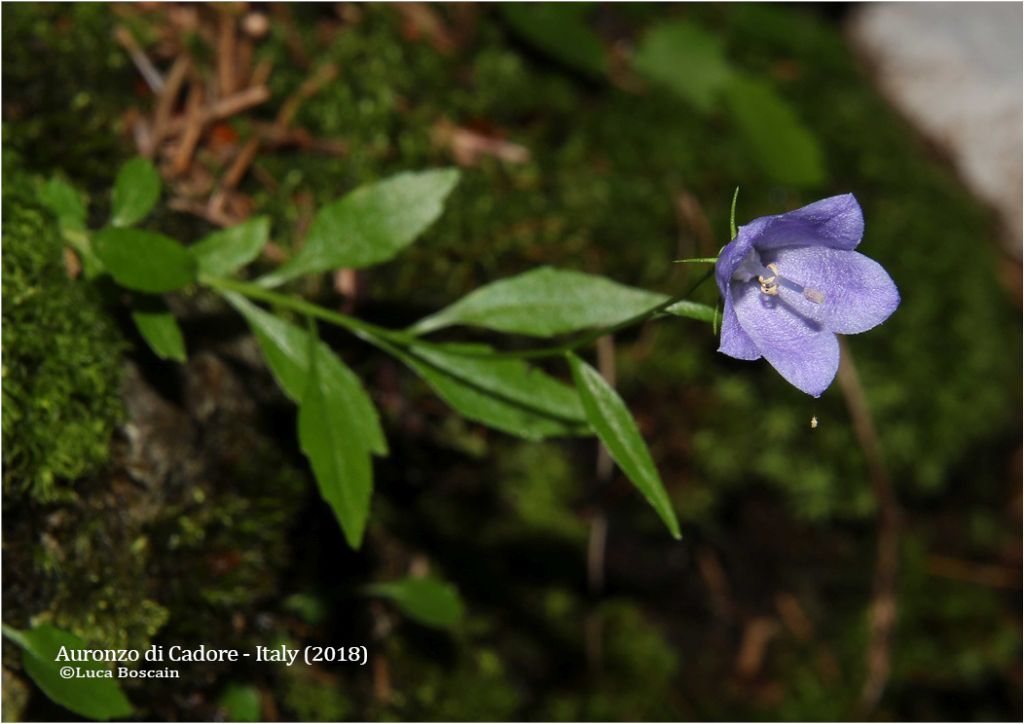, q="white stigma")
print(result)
[802,288,825,304]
